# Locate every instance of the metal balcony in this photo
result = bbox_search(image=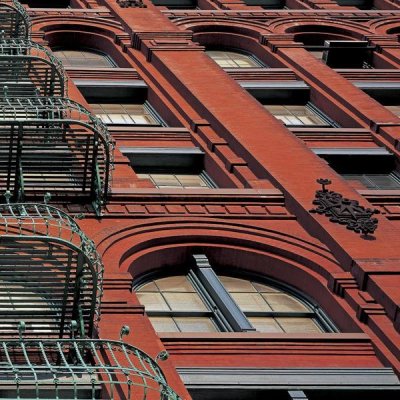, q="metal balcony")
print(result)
[0,39,67,97]
[0,0,30,40]
[0,201,103,338]
[0,329,181,399]
[0,97,114,214]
